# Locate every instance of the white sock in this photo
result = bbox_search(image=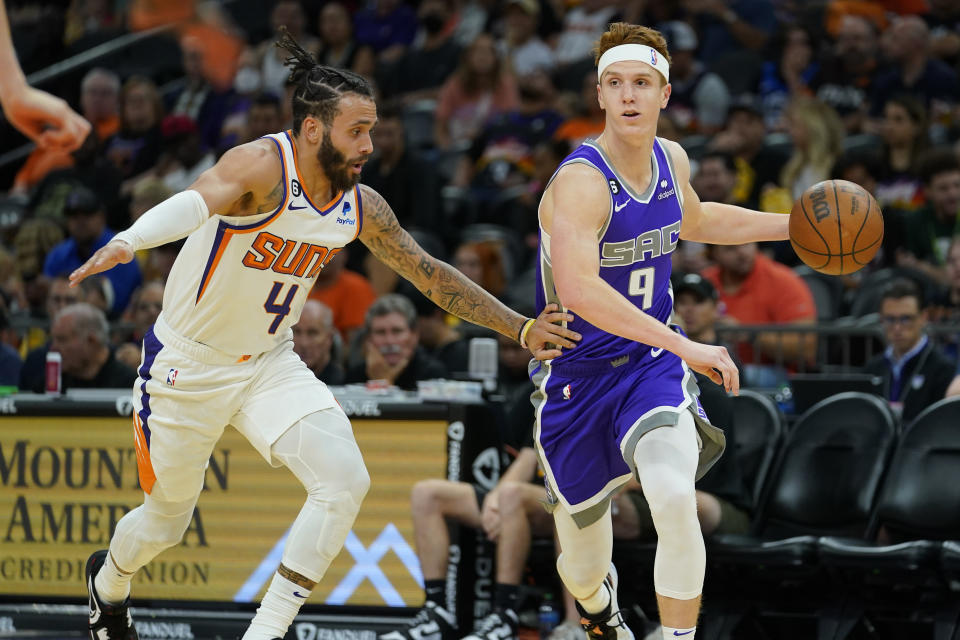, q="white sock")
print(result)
[93,553,132,605]
[578,582,611,615]
[242,573,311,640]
[662,626,696,638]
